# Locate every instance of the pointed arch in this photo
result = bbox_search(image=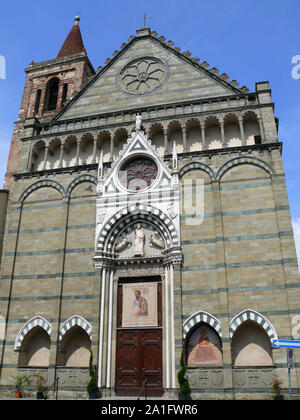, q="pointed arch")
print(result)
[179,161,215,180]
[216,156,275,181]
[59,315,92,341]
[229,309,278,342]
[183,310,222,340]
[14,316,52,351]
[66,174,97,197]
[19,179,65,202]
